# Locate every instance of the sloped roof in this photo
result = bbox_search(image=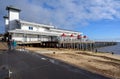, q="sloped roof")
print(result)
[16,20,55,28]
